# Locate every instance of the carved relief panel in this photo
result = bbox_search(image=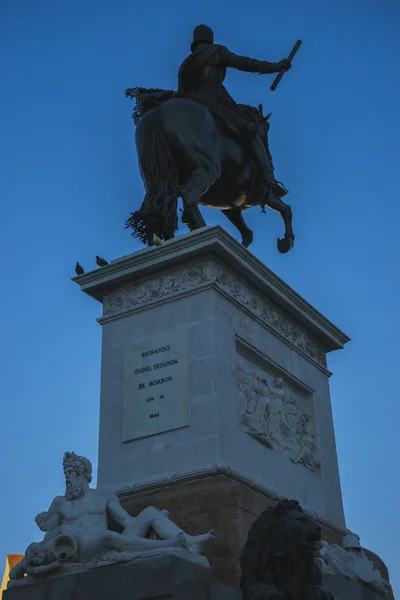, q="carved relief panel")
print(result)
[237,357,320,474]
